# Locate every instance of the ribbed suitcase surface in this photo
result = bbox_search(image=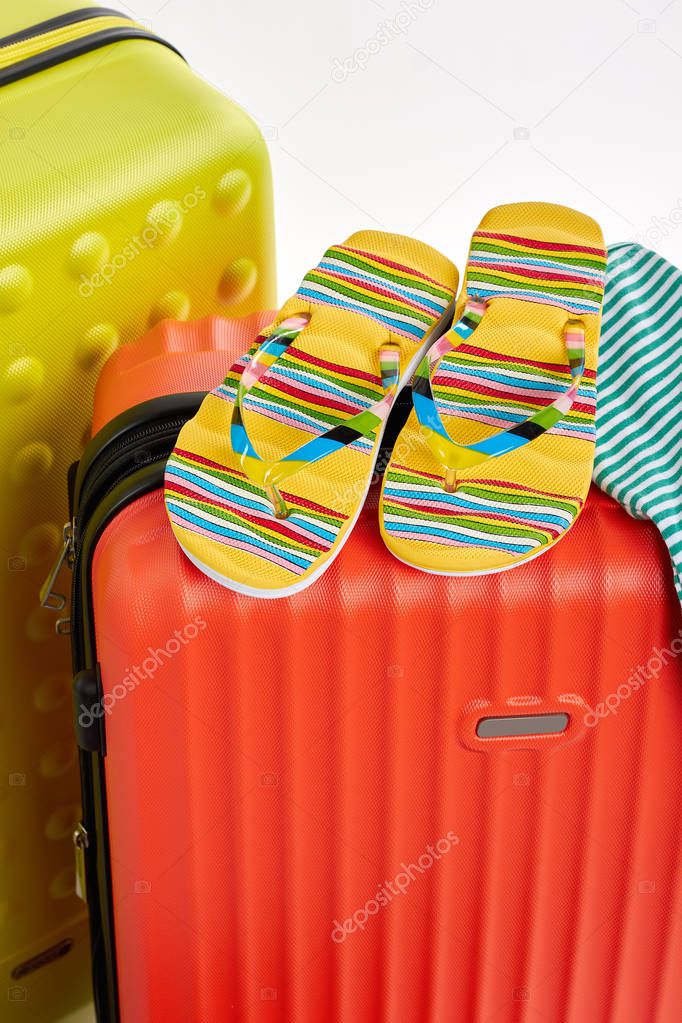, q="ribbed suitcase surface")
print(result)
[89,476,682,1022]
